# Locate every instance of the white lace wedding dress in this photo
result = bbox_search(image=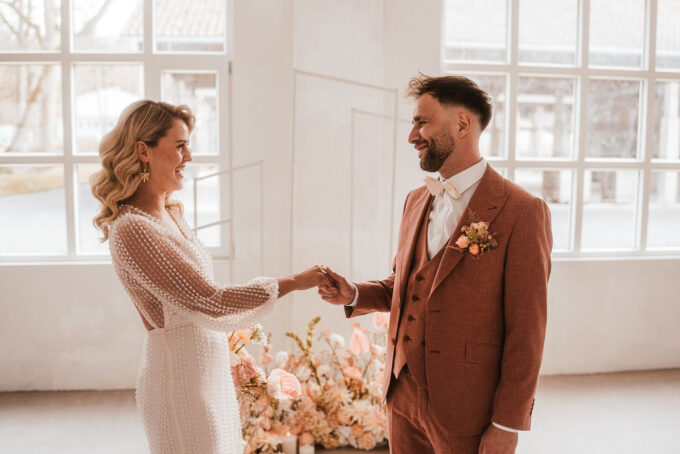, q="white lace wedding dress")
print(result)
[109,204,278,454]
